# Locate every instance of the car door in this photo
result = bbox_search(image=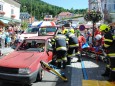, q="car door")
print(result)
[46,40,53,62]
